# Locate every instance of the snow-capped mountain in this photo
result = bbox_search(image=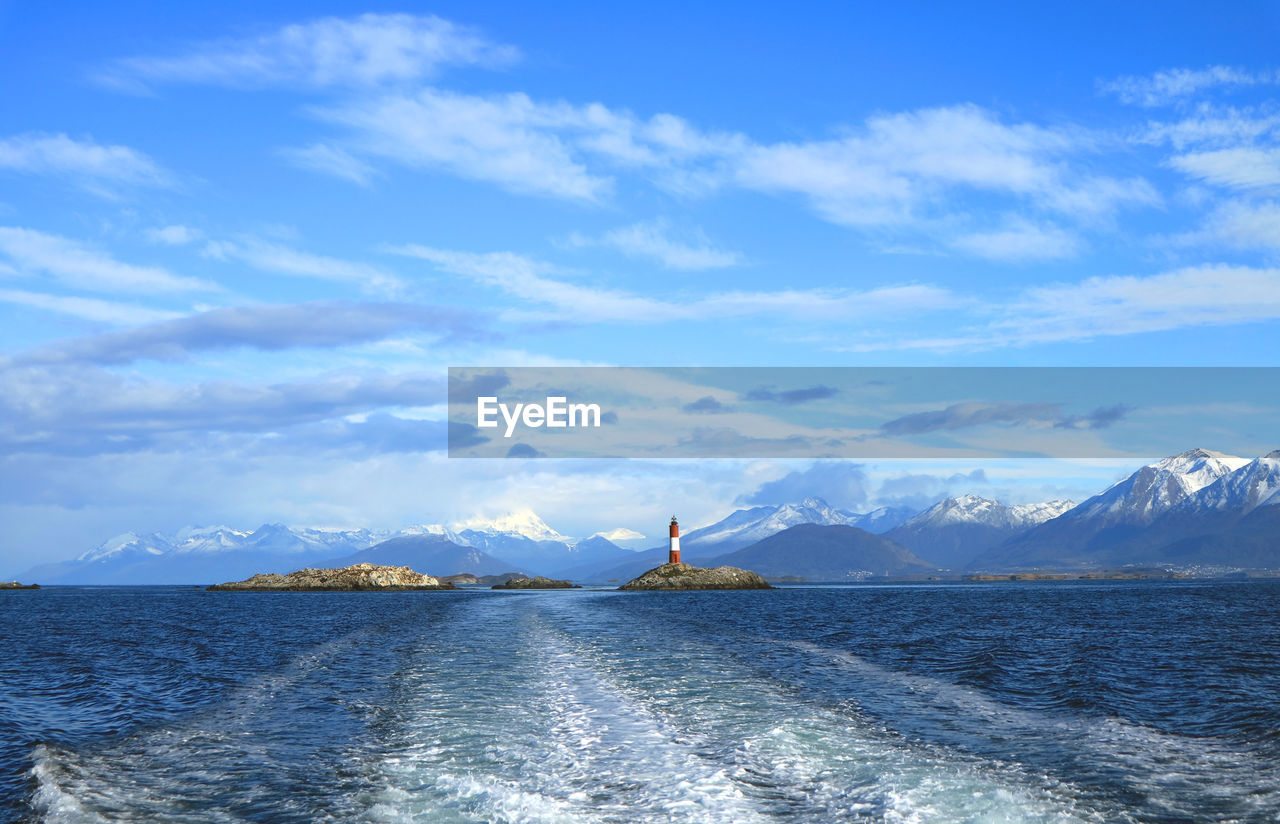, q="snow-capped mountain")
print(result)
[897,495,1074,531]
[971,448,1251,571]
[1072,448,1249,526]
[1109,450,1280,569]
[450,510,573,543]
[1179,450,1280,515]
[682,497,864,552]
[847,505,918,534]
[74,531,170,564]
[885,495,1074,569]
[30,524,389,585]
